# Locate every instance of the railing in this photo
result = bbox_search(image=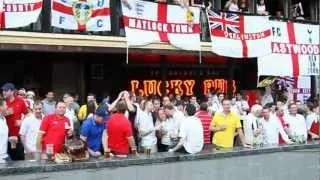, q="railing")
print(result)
[0,143,319,176]
[2,0,320,43]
